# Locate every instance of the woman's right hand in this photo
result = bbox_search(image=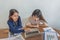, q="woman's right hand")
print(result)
[33,24,39,28]
[24,28,31,32]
